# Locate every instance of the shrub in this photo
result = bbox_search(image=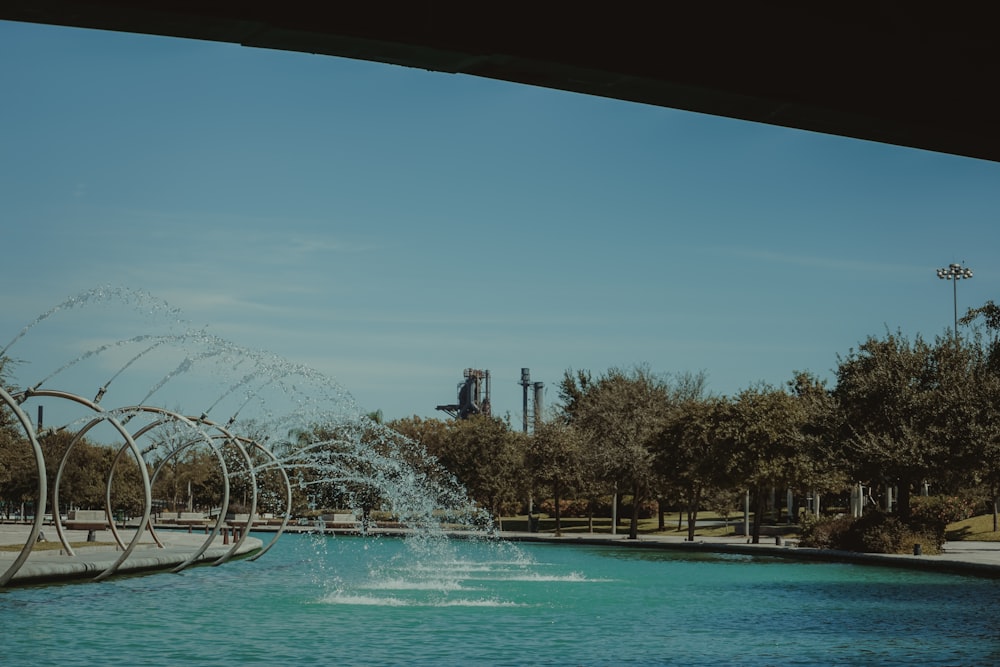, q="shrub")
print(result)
[800,511,941,554]
[799,514,854,549]
[910,495,976,546]
[856,512,910,553]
